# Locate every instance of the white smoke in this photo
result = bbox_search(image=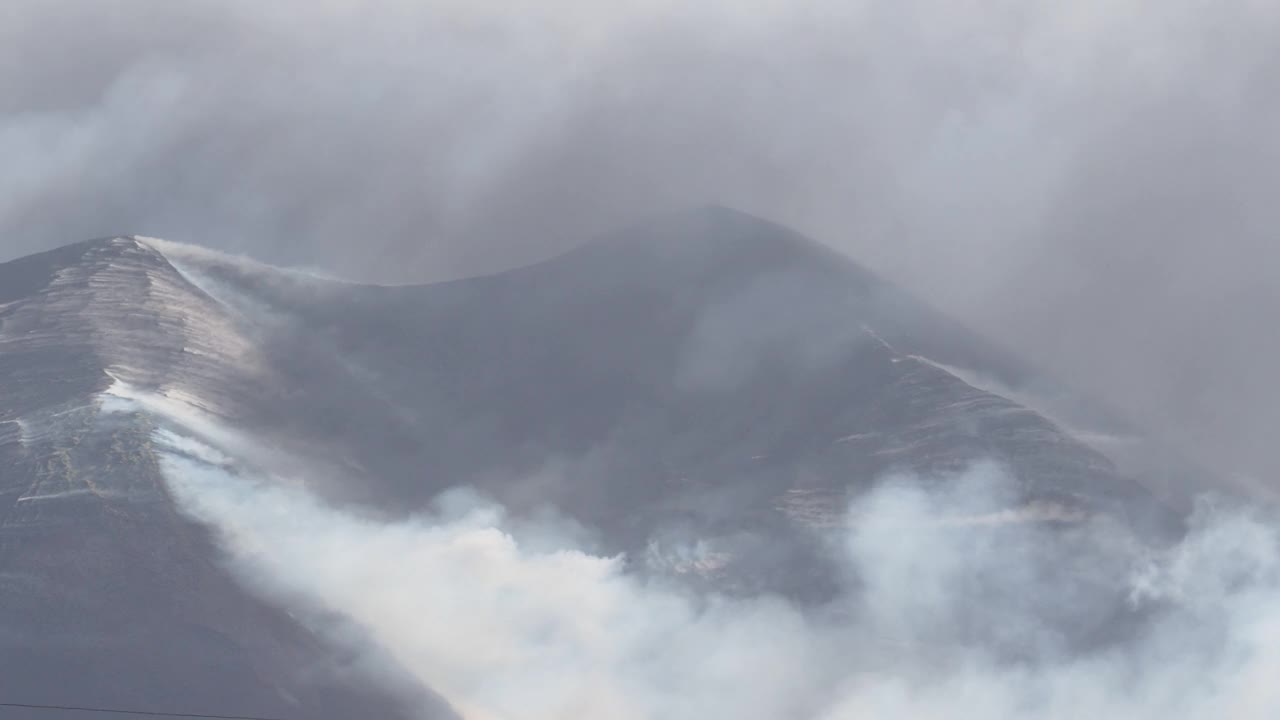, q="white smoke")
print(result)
[151,422,1280,720]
